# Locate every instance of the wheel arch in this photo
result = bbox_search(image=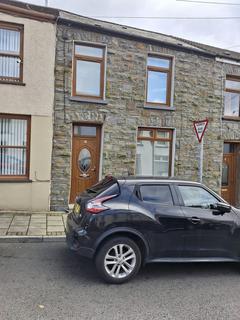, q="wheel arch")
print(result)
[93,227,149,264]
